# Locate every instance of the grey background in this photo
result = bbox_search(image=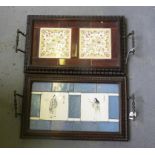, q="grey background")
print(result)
[0,6,155,148]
